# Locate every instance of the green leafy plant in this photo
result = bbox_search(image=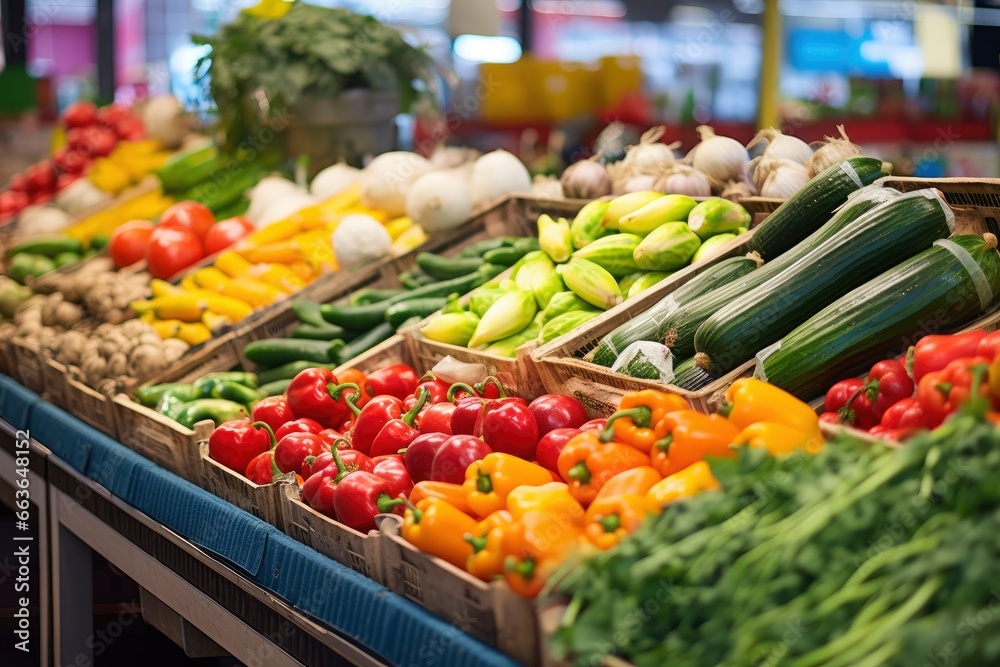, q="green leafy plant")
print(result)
[193,2,434,150]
